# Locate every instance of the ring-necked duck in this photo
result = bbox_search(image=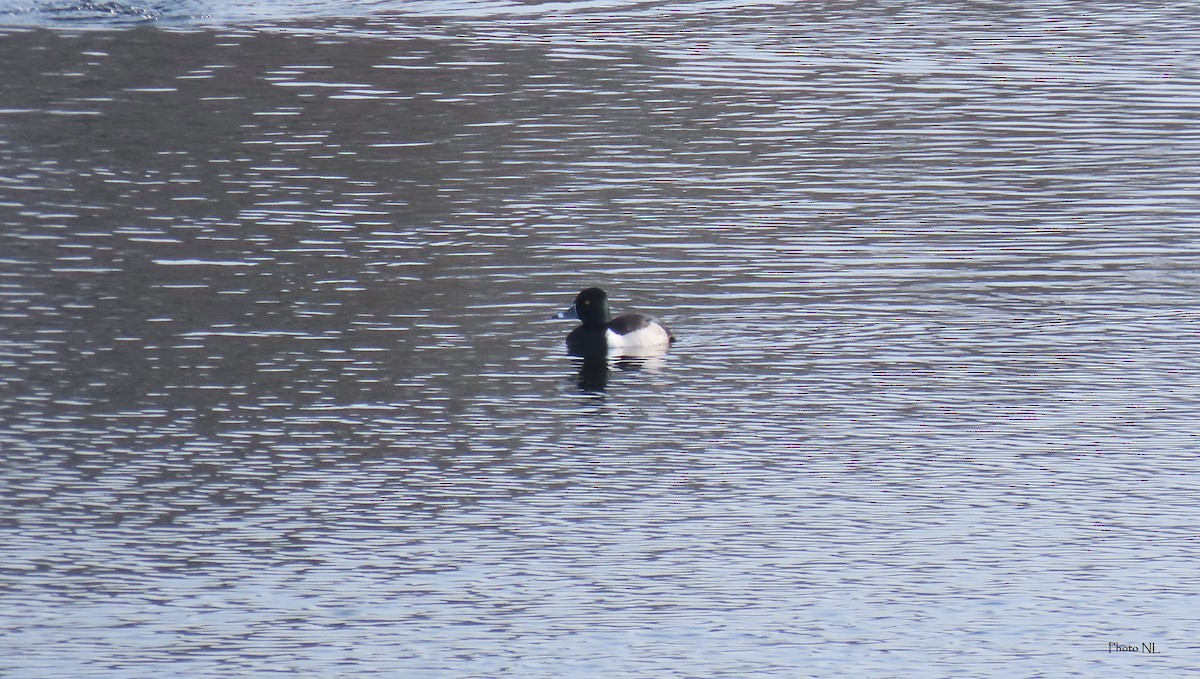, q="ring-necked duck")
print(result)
[554,287,675,353]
